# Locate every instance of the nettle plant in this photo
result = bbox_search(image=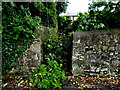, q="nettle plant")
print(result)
[29,60,66,89]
